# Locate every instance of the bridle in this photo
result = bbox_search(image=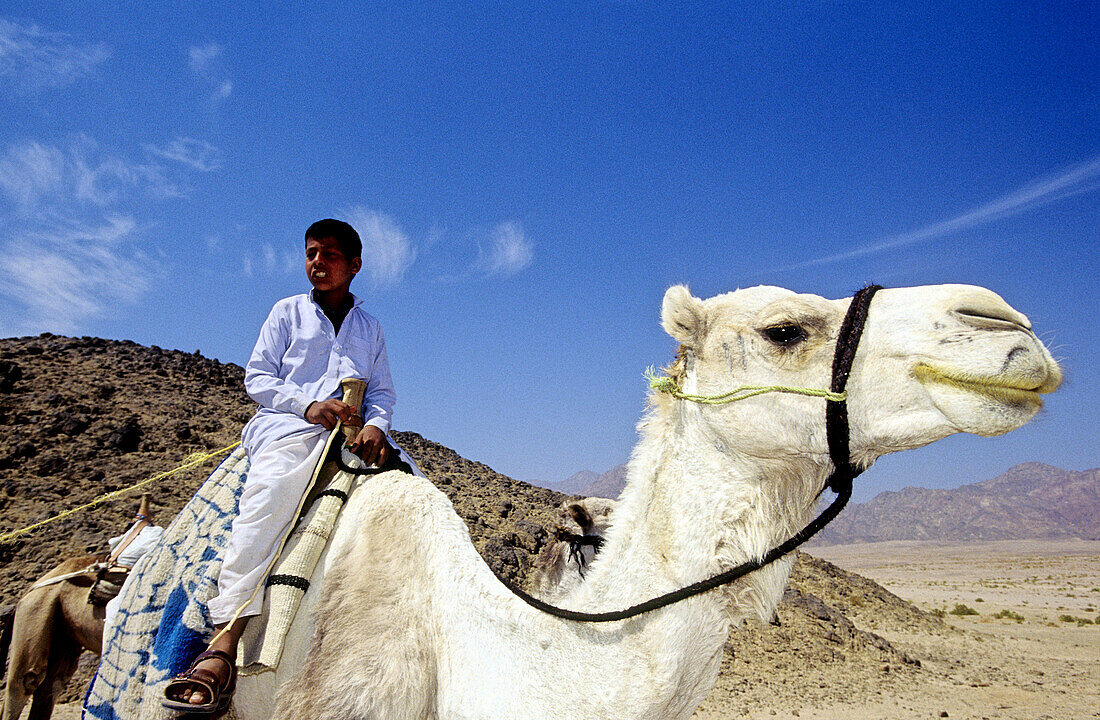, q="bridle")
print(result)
[496,284,883,622]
